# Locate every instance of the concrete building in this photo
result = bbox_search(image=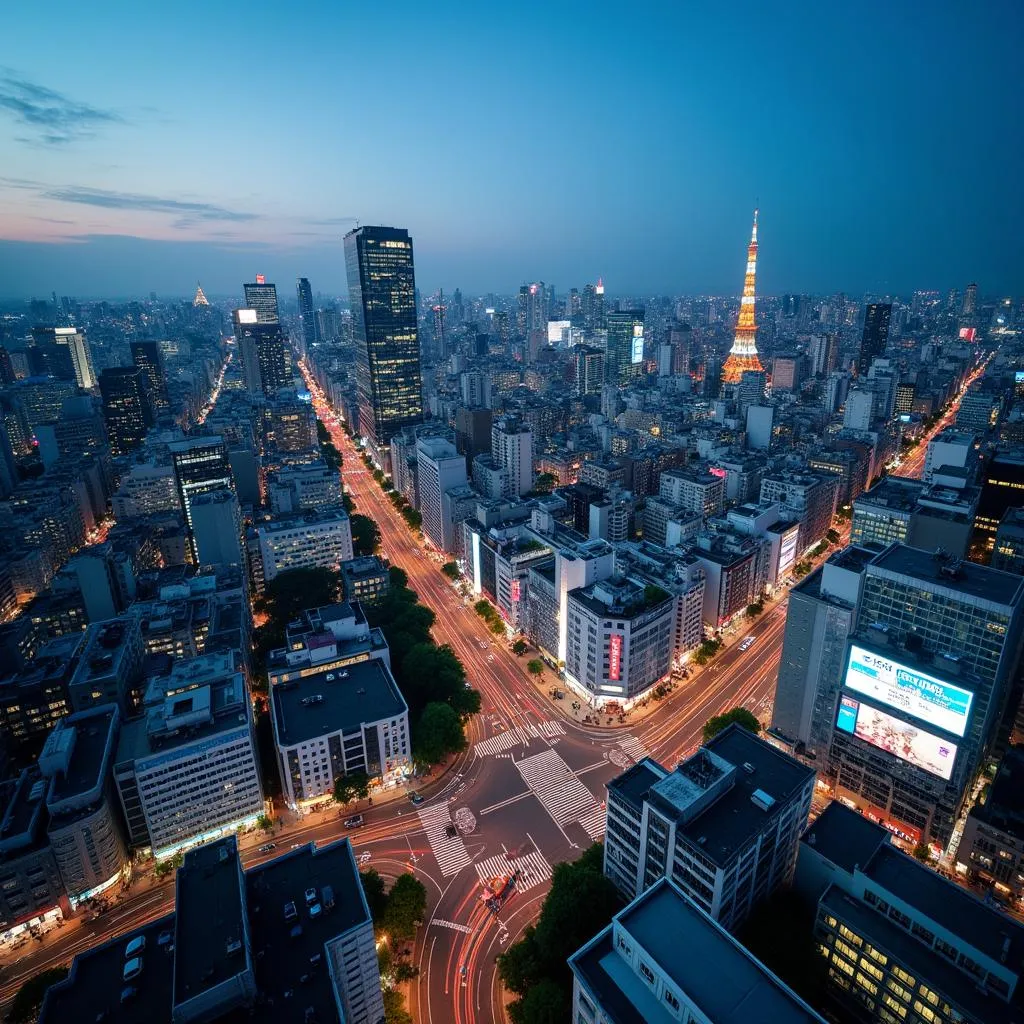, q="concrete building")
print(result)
[248,509,353,589]
[41,706,127,906]
[416,435,468,552]
[760,471,839,554]
[490,416,534,497]
[992,507,1024,574]
[272,658,410,808]
[692,532,762,628]
[190,488,244,569]
[603,724,814,929]
[341,555,390,607]
[658,468,725,519]
[114,651,263,858]
[746,405,774,450]
[67,616,144,717]
[569,878,826,1024]
[265,459,343,514]
[111,460,180,520]
[851,476,925,548]
[923,429,977,484]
